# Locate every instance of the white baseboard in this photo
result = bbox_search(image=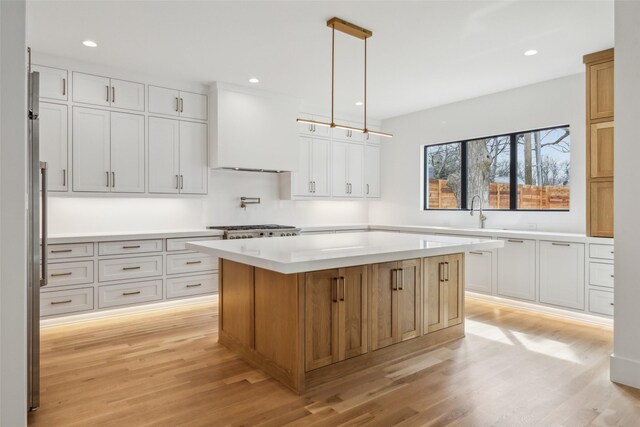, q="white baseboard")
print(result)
[611,354,640,389]
[466,292,613,328]
[40,294,218,328]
